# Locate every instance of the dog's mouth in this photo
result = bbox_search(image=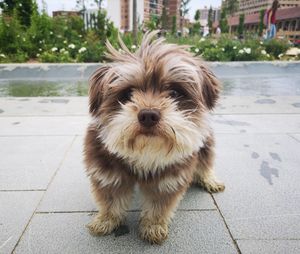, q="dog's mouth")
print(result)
[137,126,159,137]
